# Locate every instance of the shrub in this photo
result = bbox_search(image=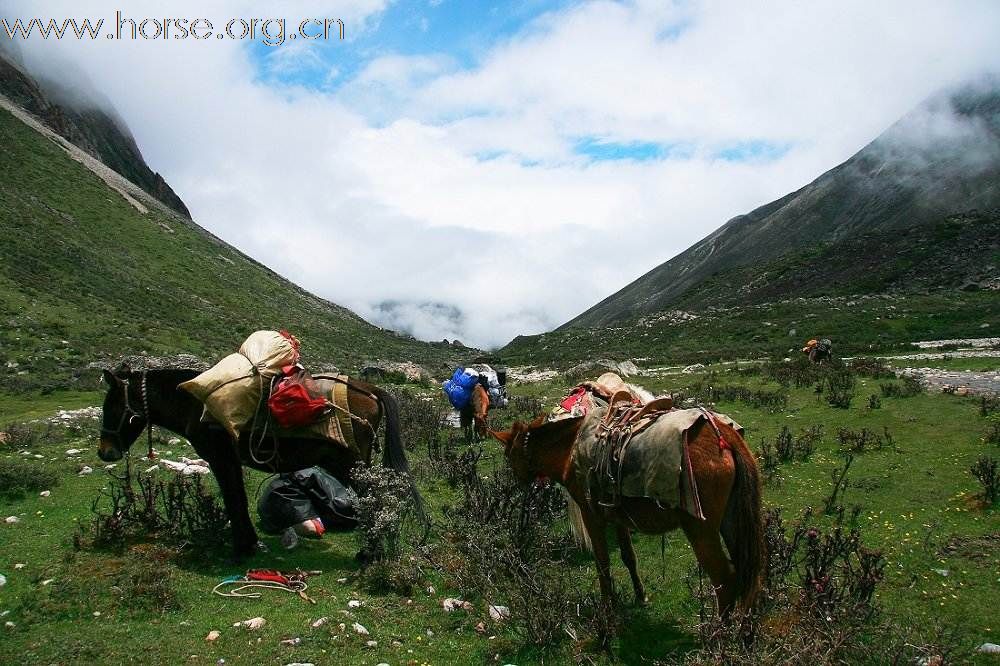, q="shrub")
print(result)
[0,459,59,498]
[880,376,923,398]
[849,357,895,379]
[79,460,228,552]
[824,367,856,408]
[390,387,448,452]
[970,456,998,505]
[351,462,415,562]
[867,394,882,409]
[836,427,892,454]
[980,395,1000,417]
[985,421,1000,447]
